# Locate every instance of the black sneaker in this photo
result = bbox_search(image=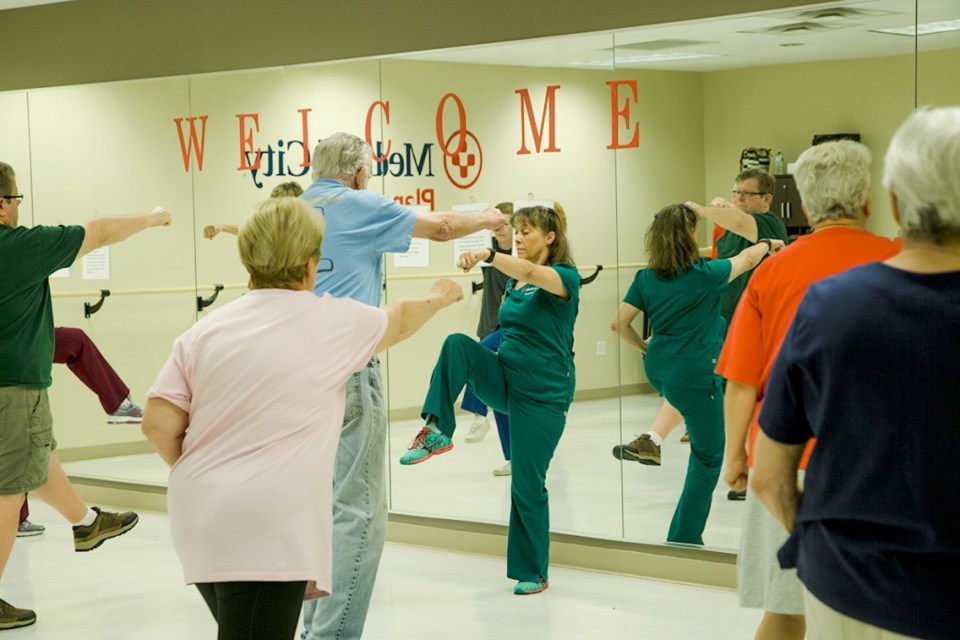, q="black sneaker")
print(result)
[612,434,661,466]
[0,598,36,630]
[73,507,139,552]
[727,490,747,501]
